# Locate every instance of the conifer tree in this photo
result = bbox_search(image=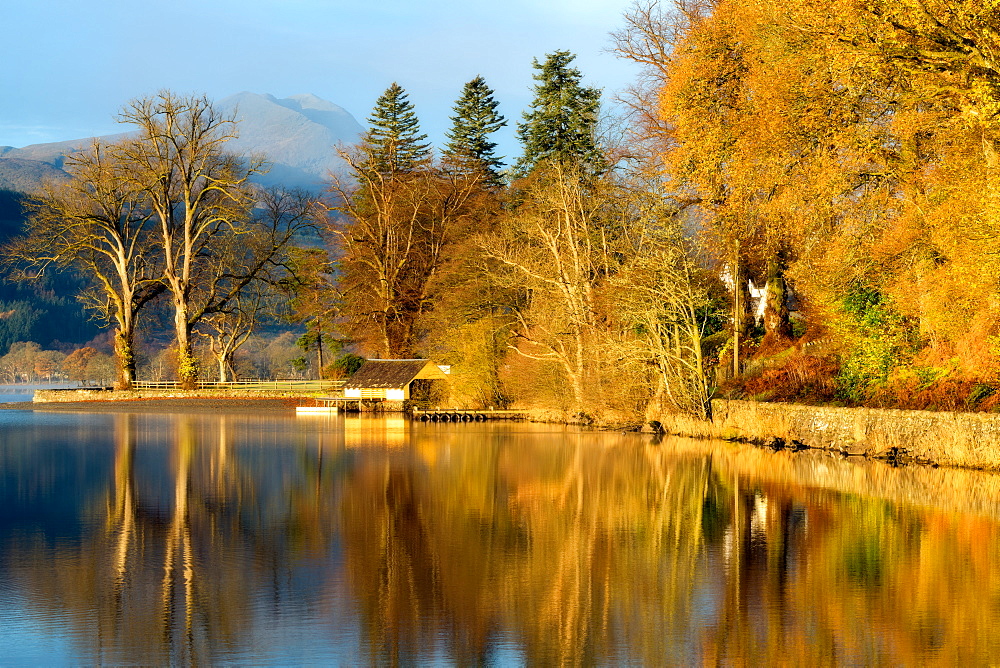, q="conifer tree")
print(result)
[515,50,603,175]
[443,76,507,186]
[364,83,431,174]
